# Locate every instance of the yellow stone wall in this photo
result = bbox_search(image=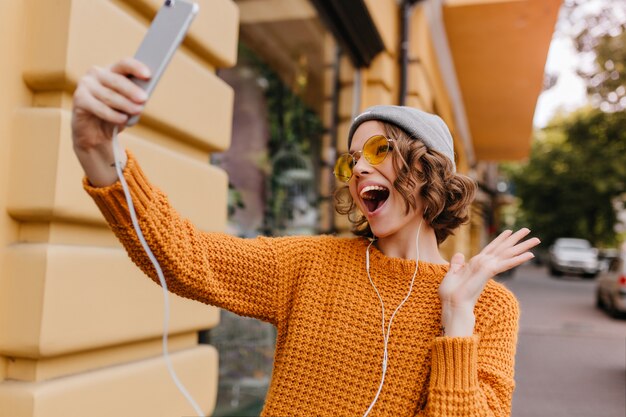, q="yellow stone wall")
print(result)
[0,1,238,416]
[322,1,478,257]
